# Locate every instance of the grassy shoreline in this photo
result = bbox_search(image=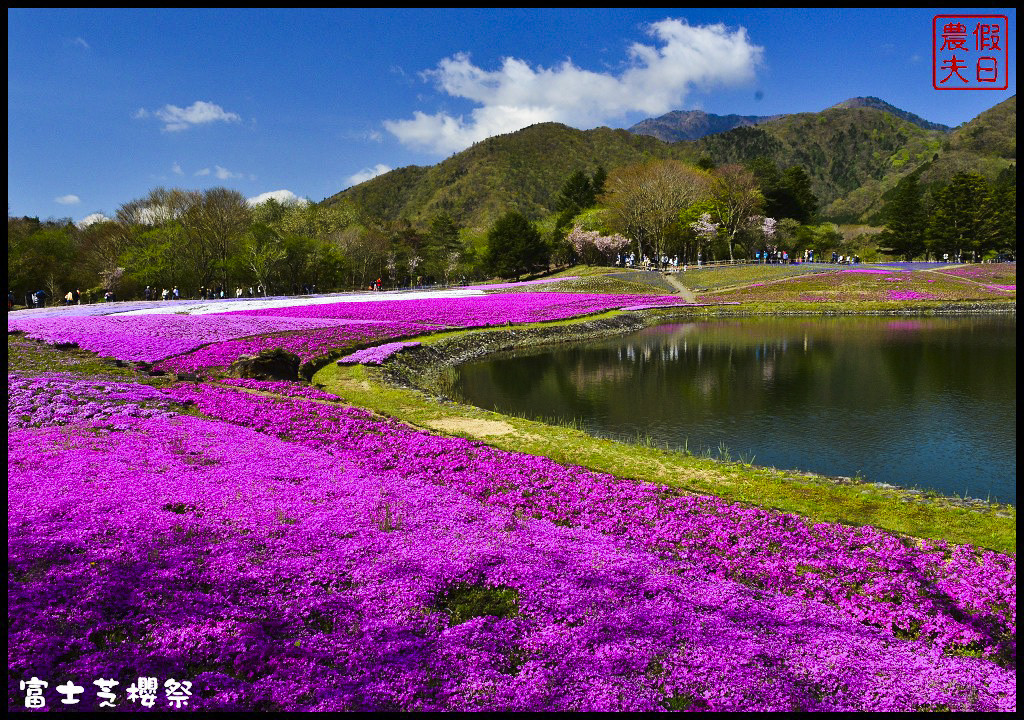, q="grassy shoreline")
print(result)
[313,301,1016,554]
